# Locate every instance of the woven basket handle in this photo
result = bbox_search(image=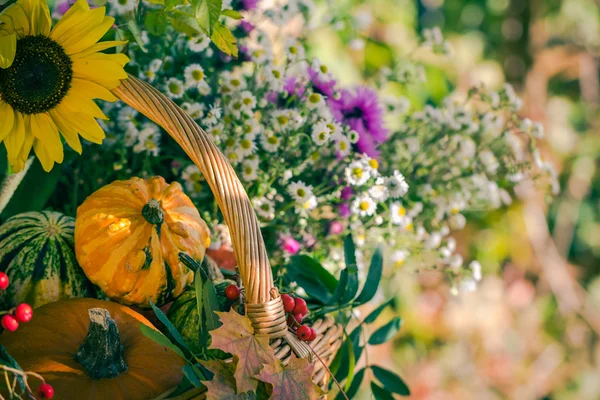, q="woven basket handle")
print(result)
[113,76,287,338]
